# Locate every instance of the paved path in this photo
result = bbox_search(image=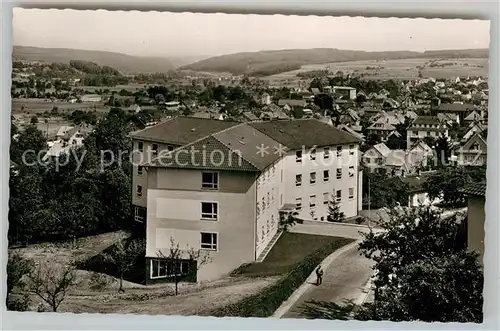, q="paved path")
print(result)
[275,238,375,319]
